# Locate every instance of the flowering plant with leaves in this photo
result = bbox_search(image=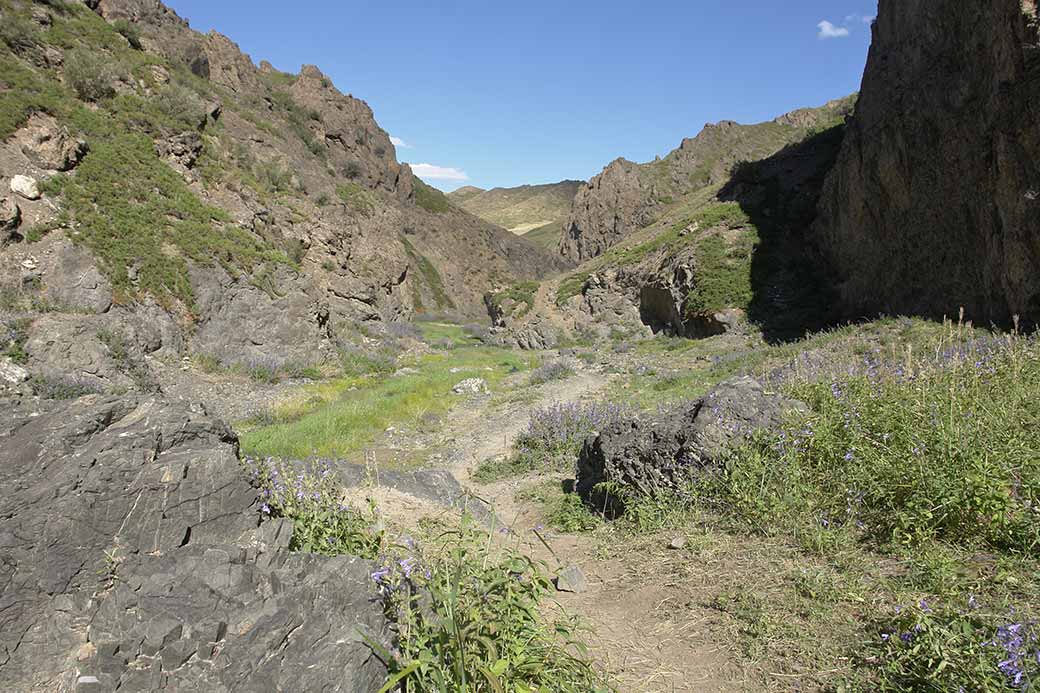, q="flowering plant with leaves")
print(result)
[245,457,382,559]
[869,597,1038,691]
